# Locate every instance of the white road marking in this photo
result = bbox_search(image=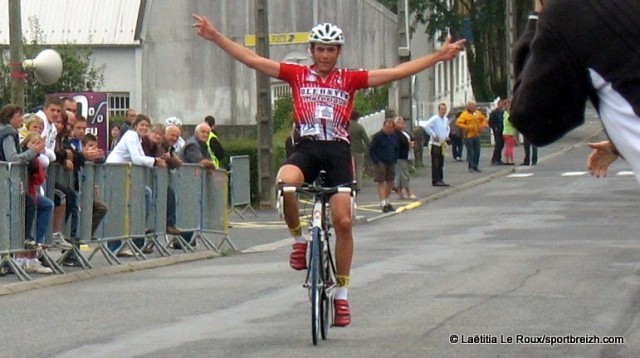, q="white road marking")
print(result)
[507,173,534,178]
[561,171,588,176]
